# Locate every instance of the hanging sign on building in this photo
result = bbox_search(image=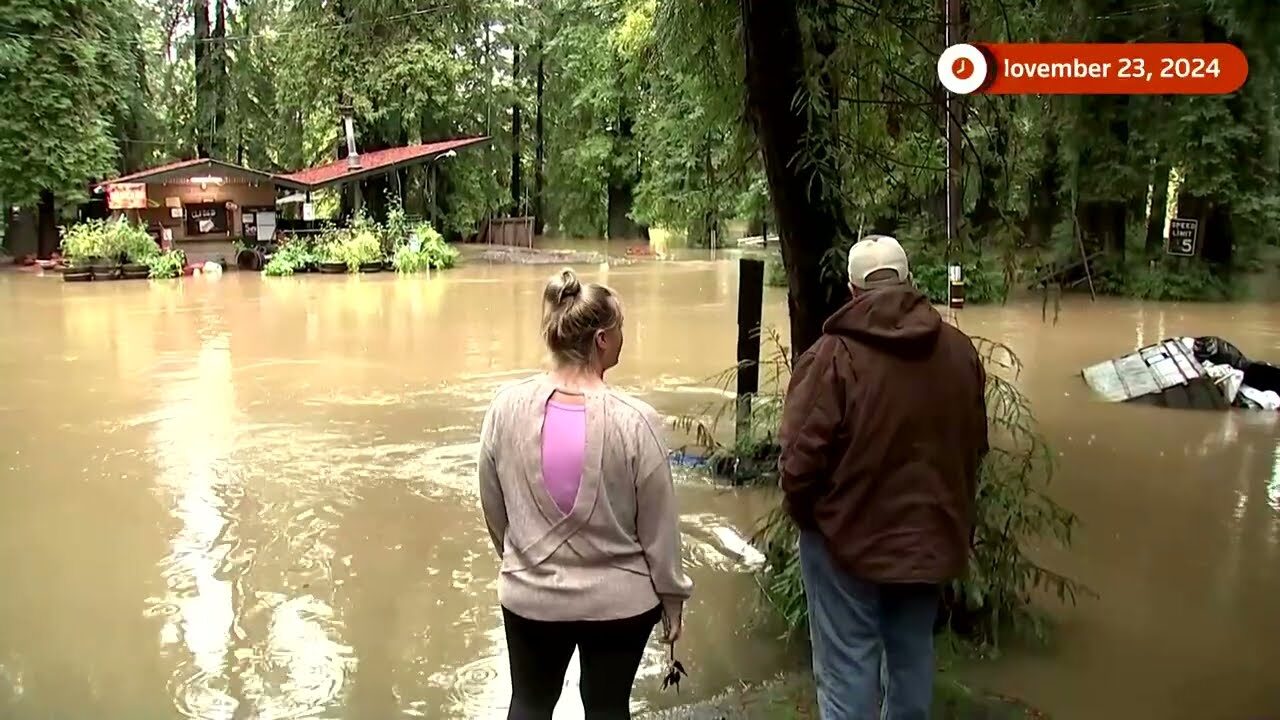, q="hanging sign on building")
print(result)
[106,183,147,210]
